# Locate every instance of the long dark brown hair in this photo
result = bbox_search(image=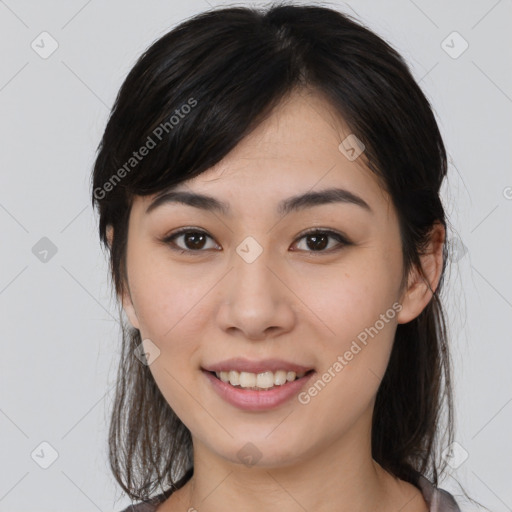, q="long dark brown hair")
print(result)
[91,2,478,507]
